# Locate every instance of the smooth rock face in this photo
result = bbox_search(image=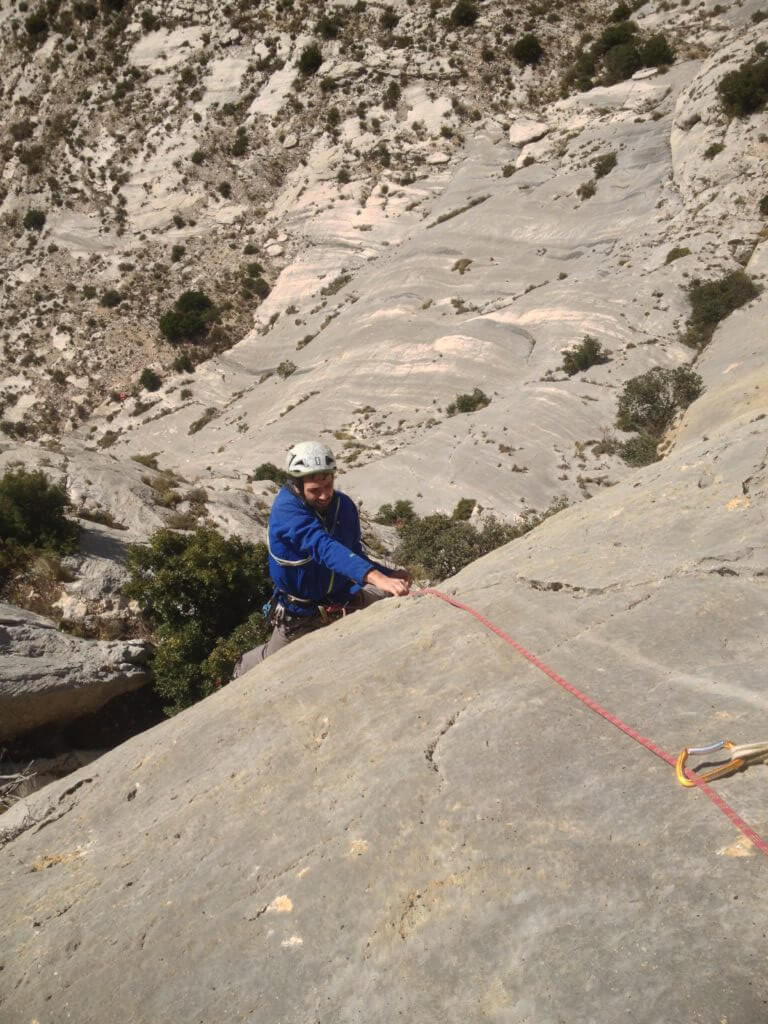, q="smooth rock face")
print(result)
[1,287,767,1021]
[507,117,549,146]
[0,604,151,741]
